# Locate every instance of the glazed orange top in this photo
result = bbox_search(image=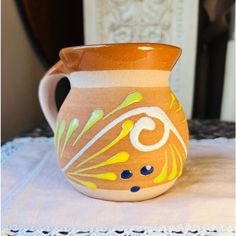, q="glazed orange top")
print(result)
[59,43,181,72]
